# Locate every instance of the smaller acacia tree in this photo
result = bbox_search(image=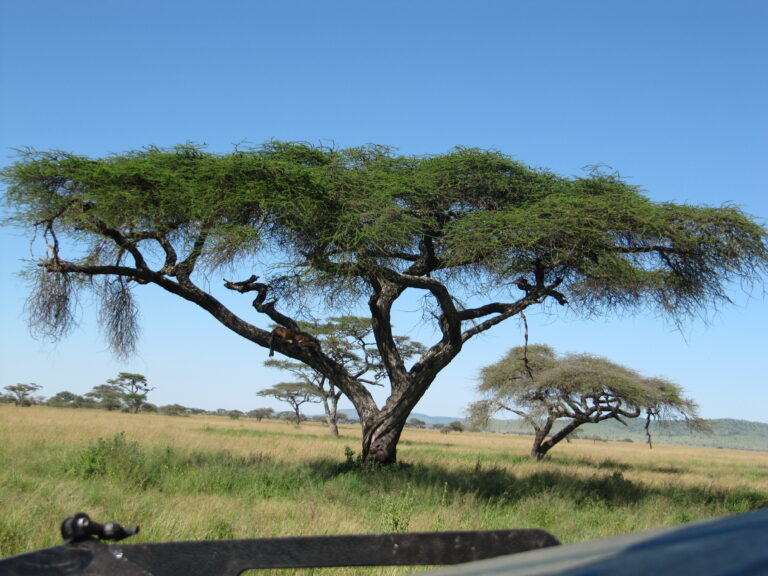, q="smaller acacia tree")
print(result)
[248,408,275,421]
[257,382,321,425]
[106,372,154,413]
[46,390,91,408]
[265,317,425,437]
[407,418,427,429]
[159,403,191,416]
[85,384,125,411]
[3,383,43,406]
[468,345,704,461]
